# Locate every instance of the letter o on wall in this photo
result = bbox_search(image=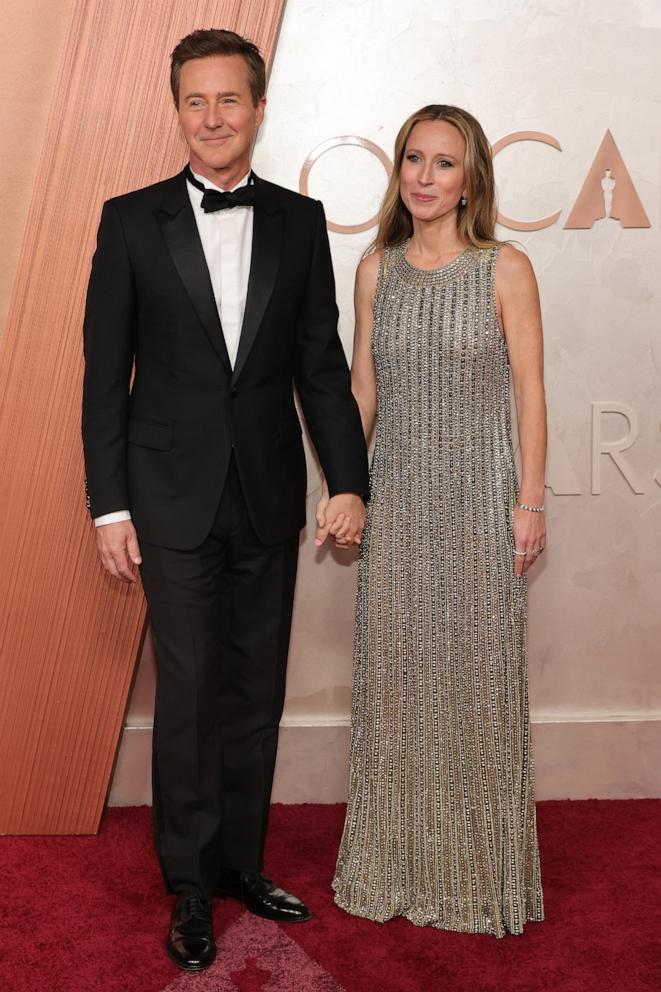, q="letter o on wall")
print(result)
[300,136,393,233]
[491,131,563,231]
